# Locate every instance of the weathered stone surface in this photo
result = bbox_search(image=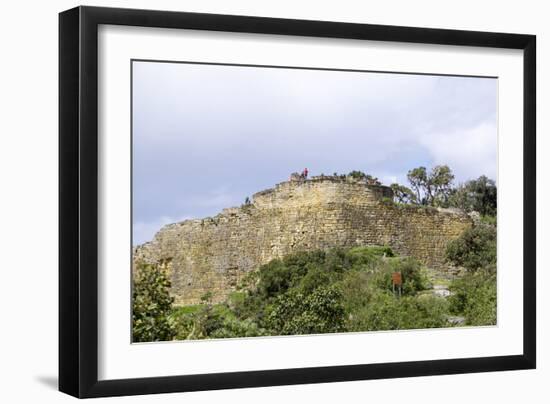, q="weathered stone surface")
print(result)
[133,176,472,305]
